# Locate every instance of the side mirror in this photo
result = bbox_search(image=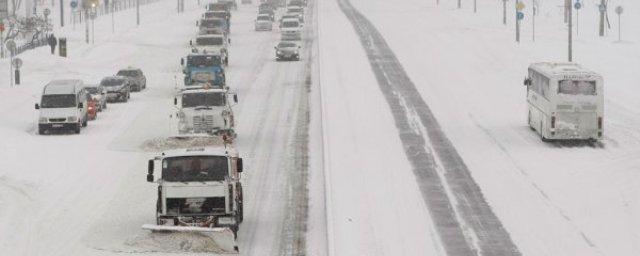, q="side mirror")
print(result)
[181,58,184,66]
[35,103,40,109]
[146,174,154,182]
[298,46,301,49]
[228,38,231,44]
[274,46,277,50]
[189,40,193,46]
[233,94,238,103]
[237,158,243,173]
[523,77,532,86]
[174,97,178,105]
[78,102,84,108]
[148,160,154,174]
